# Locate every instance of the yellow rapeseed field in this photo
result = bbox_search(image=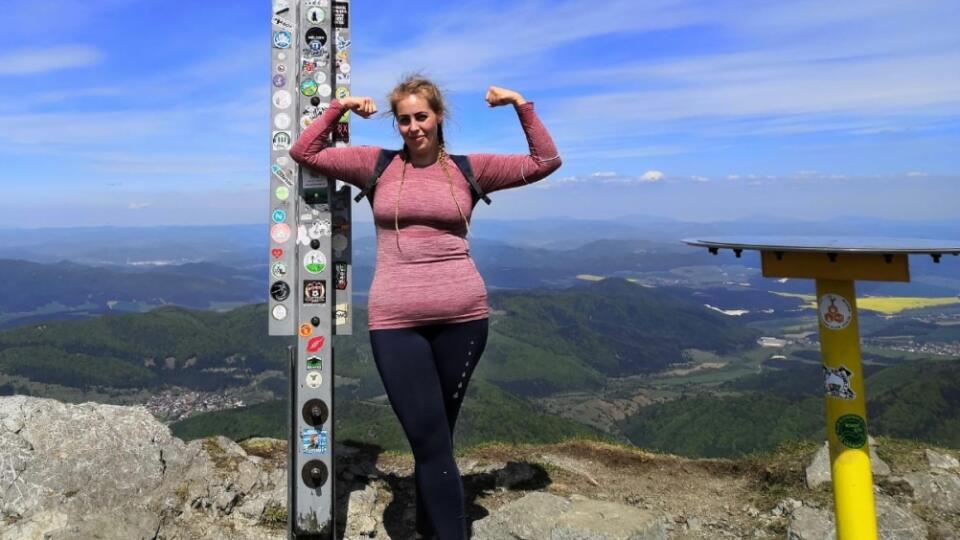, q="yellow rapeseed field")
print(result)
[772,292,960,314]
